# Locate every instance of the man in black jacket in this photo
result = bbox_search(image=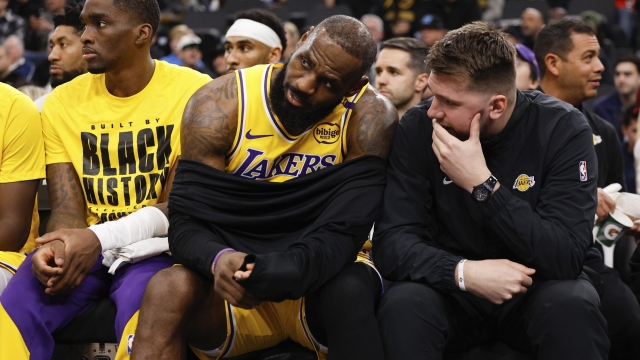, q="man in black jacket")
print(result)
[534,18,640,360]
[373,21,609,359]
